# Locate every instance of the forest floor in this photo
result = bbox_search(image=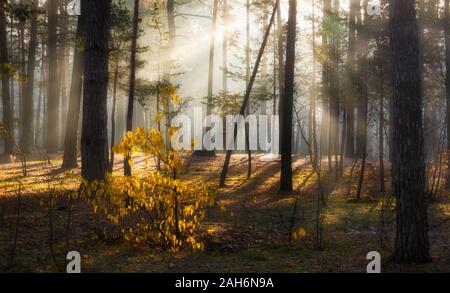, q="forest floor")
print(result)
[0,152,449,273]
